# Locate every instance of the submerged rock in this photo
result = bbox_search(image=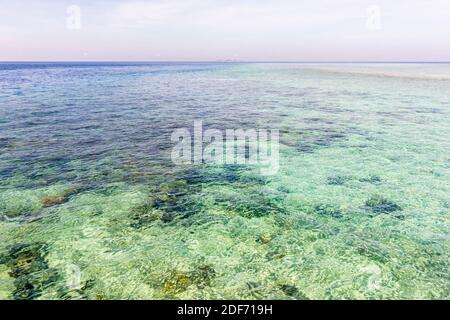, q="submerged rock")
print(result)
[365,195,402,214]
[41,196,66,207]
[256,234,273,244]
[266,250,286,261]
[1,242,59,300]
[163,272,191,294]
[40,187,78,208]
[0,187,79,219]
